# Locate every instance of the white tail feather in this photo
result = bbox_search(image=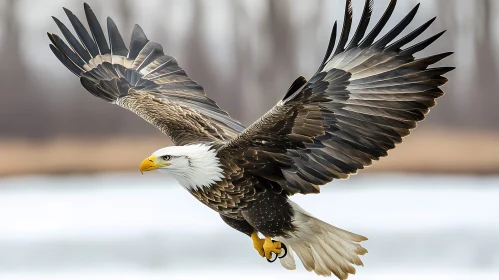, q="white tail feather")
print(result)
[275,202,367,279]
